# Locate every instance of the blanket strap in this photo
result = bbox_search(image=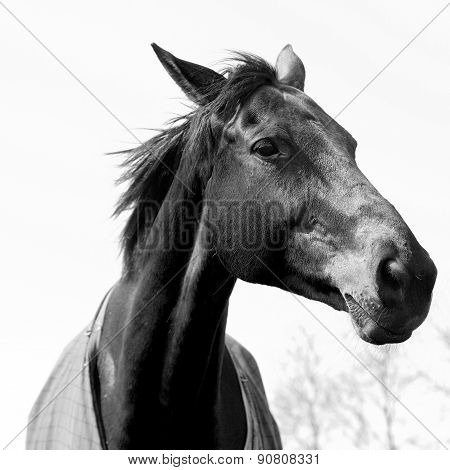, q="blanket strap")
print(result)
[86,288,114,450]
